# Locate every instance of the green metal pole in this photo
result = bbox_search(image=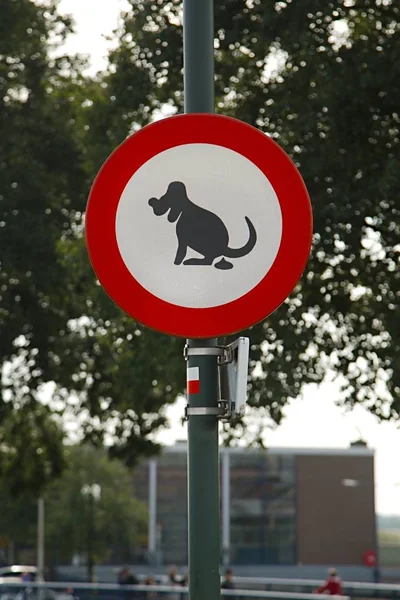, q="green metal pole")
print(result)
[186,339,220,600]
[183,0,220,599]
[183,0,214,113]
